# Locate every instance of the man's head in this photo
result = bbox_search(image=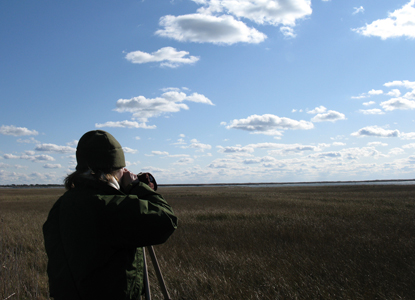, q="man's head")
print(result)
[76,130,126,172]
